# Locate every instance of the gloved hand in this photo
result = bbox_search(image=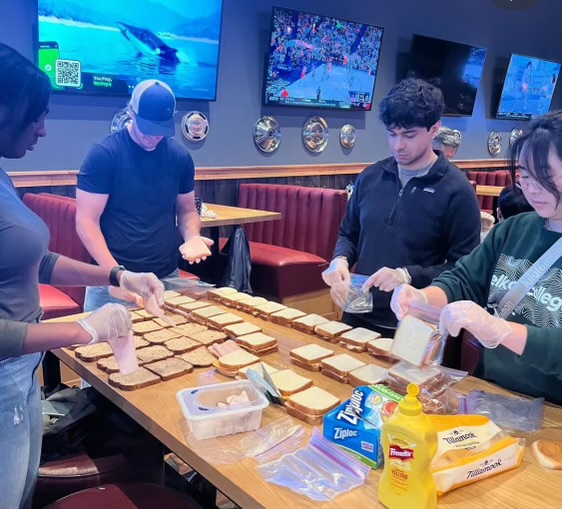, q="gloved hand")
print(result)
[179,236,213,264]
[390,284,429,320]
[108,286,142,306]
[120,271,164,306]
[362,267,410,293]
[77,303,132,344]
[439,301,513,348]
[322,258,350,288]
